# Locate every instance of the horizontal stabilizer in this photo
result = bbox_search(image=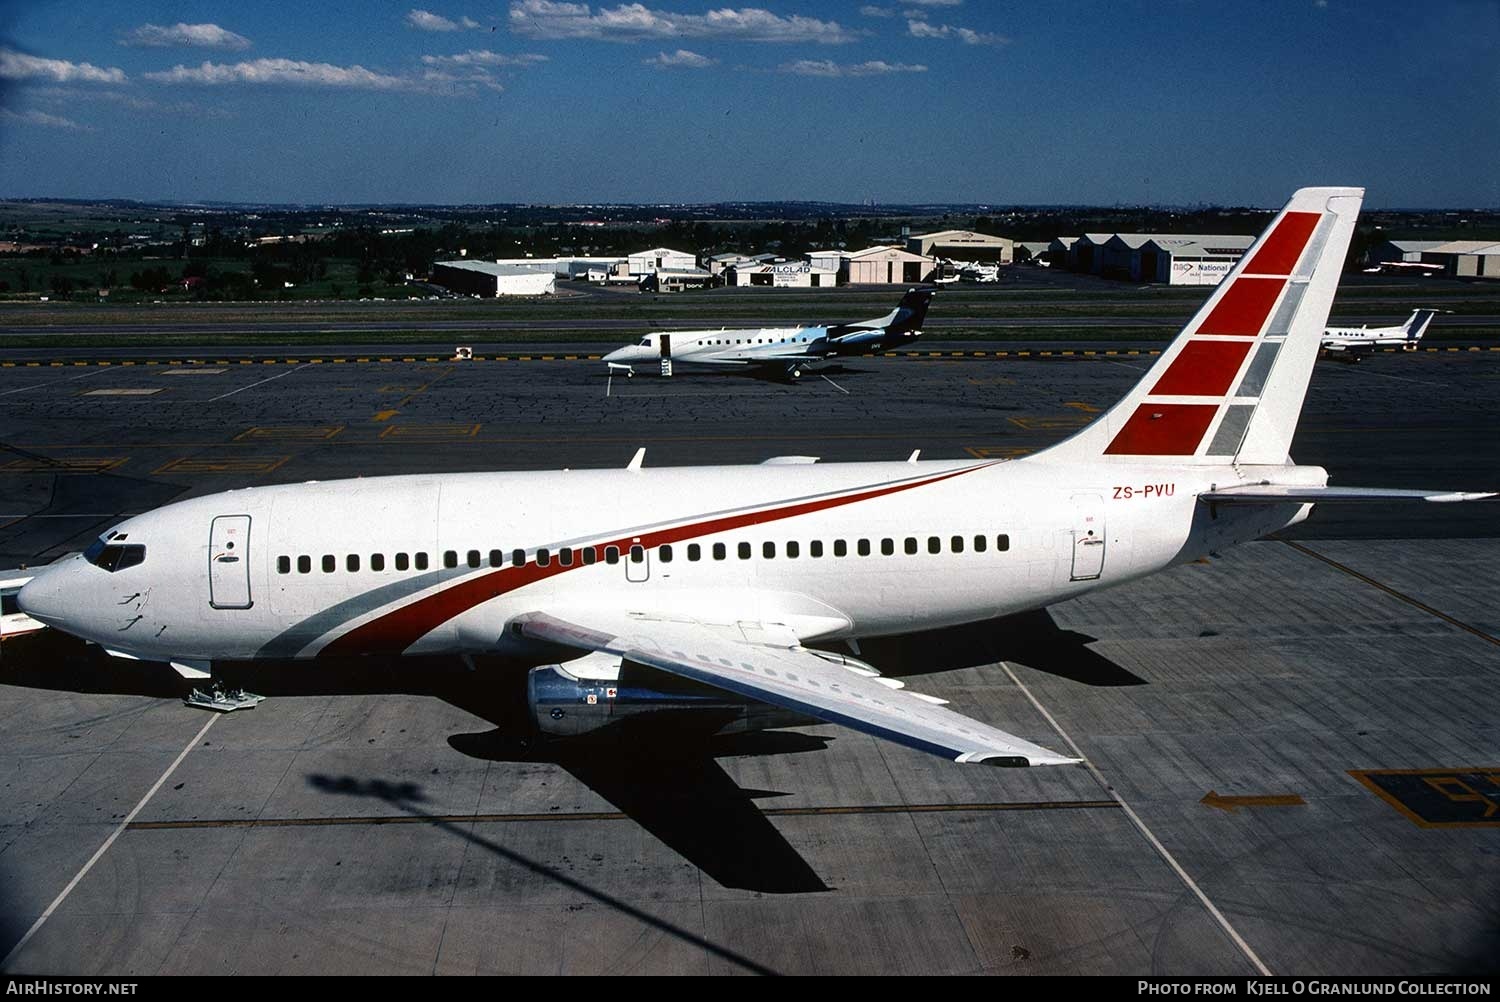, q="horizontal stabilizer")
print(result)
[1200,485,1497,505]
